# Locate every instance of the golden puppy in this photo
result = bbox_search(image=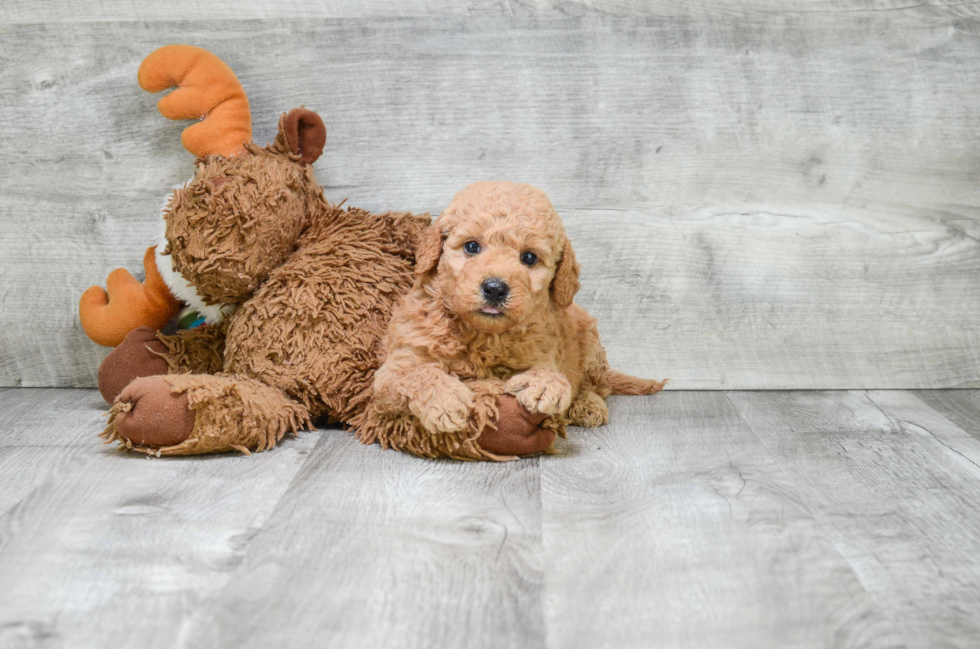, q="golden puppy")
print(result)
[369,181,665,455]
